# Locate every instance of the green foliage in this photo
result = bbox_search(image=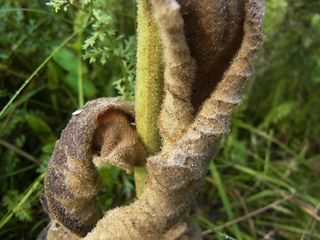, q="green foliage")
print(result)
[198,1,320,239]
[261,101,297,129]
[3,189,36,222]
[53,48,98,99]
[46,0,137,100]
[97,165,135,211]
[0,0,319,239]
[111,36,137,101]
[25,114,57,144]
[0,0,136,239]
